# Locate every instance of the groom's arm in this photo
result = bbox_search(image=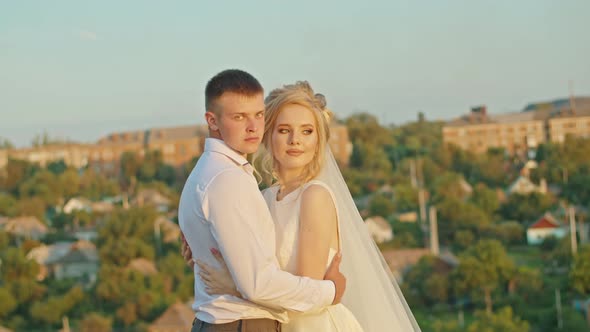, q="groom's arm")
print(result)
[203,169,339,312]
